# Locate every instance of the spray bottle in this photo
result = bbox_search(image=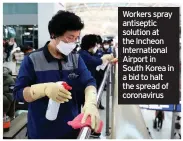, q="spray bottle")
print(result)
[46,81,72,121]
